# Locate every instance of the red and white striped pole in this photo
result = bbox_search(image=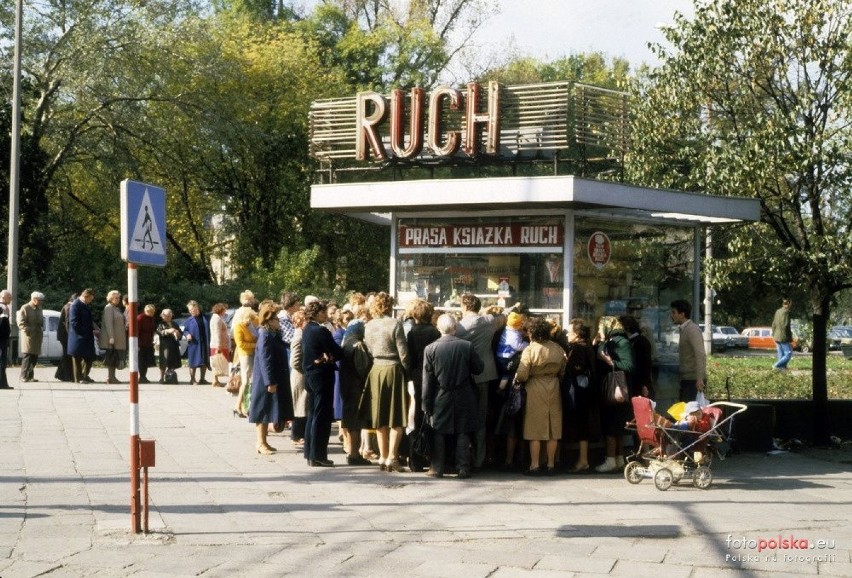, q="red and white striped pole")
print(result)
[128,263,141,533]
